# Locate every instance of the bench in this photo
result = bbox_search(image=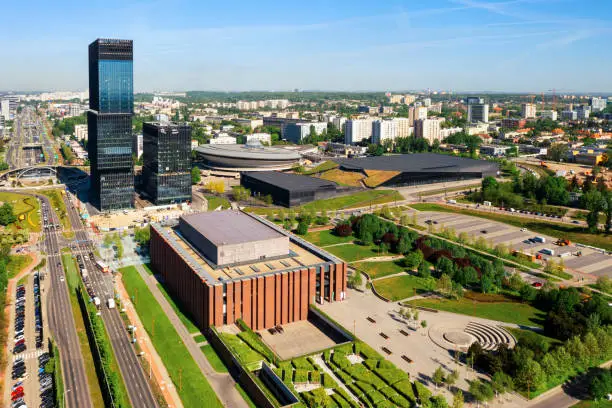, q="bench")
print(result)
[379,332,389,340]
[399,329,410,336]
[381,347,392,355]
[401,355,413,363]
[367,317,376,323]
